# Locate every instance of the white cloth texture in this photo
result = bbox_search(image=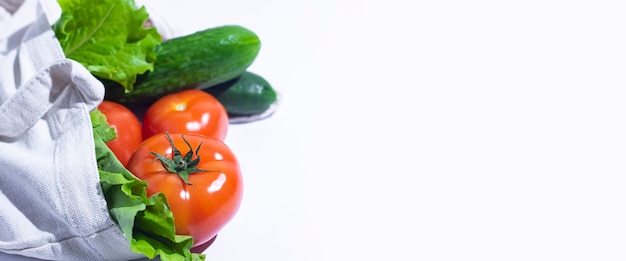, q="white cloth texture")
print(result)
[0,0,143,260]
